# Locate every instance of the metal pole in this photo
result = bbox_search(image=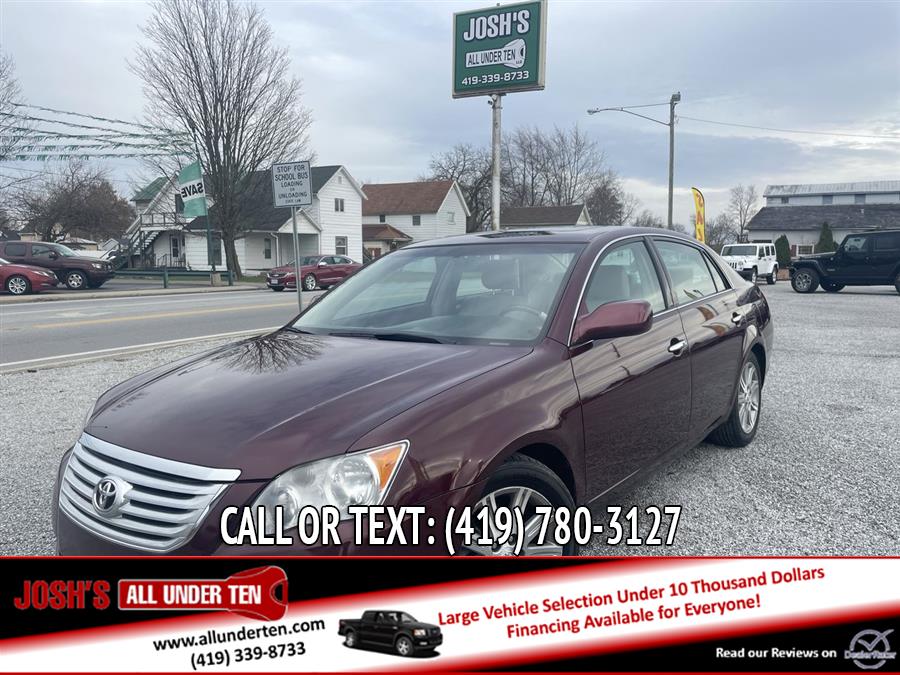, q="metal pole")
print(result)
[490,93,503,231]
[667,92,680,230]
[291,206,303,313]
